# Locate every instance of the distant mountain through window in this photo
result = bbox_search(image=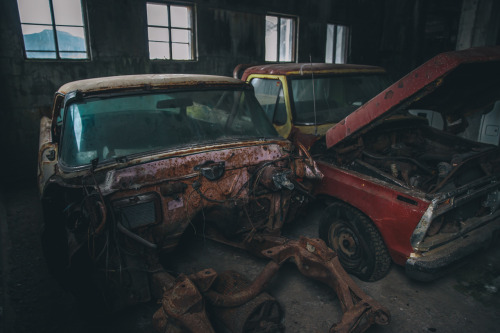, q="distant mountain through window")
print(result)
[24,29,85,52]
